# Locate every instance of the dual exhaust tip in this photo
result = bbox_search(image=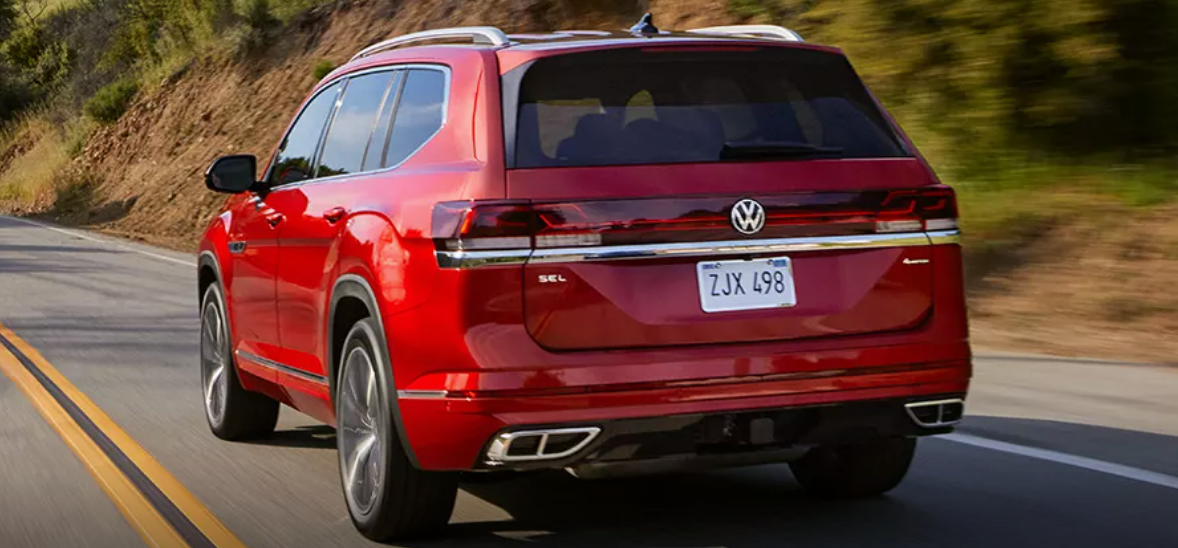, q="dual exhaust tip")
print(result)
[486,427,601,464]
[905,398,965,428]
[486,399,964,464]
